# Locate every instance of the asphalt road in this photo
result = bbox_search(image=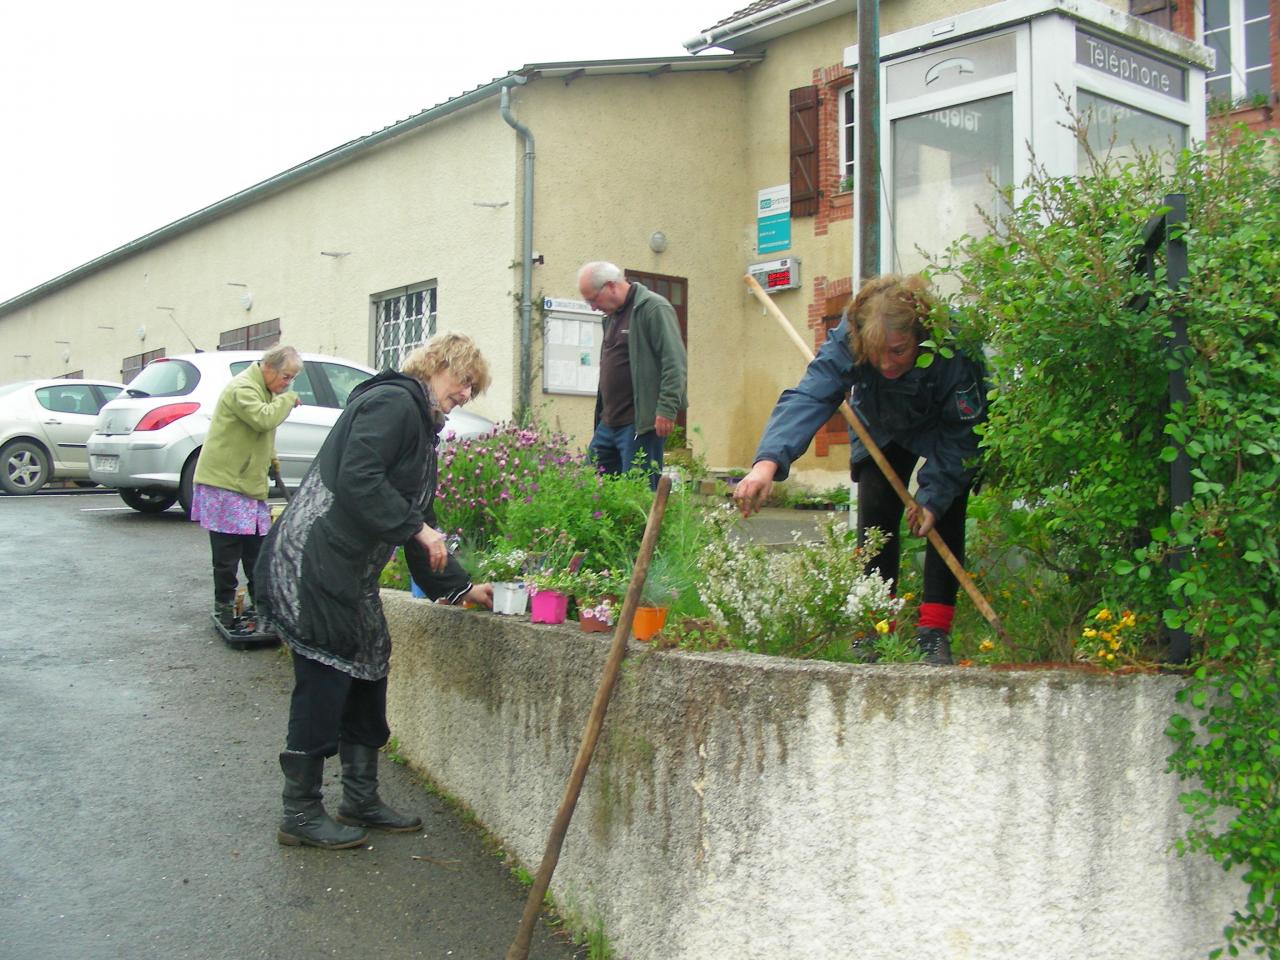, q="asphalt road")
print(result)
[0,490,582,960]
